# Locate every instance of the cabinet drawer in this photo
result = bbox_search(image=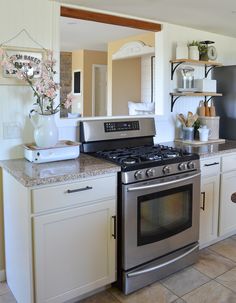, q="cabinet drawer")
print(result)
[222,153,236,172]
[200,157,221,177]
[31,175,116,213]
